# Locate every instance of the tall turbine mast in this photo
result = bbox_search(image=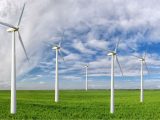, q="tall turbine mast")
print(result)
[0,3,29,114]
[140,57,144,102]
[128,44,150,103]
[84,64,89,91]
[52,32,65,102]
[107,39,123,114]
[132,52,149,103]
